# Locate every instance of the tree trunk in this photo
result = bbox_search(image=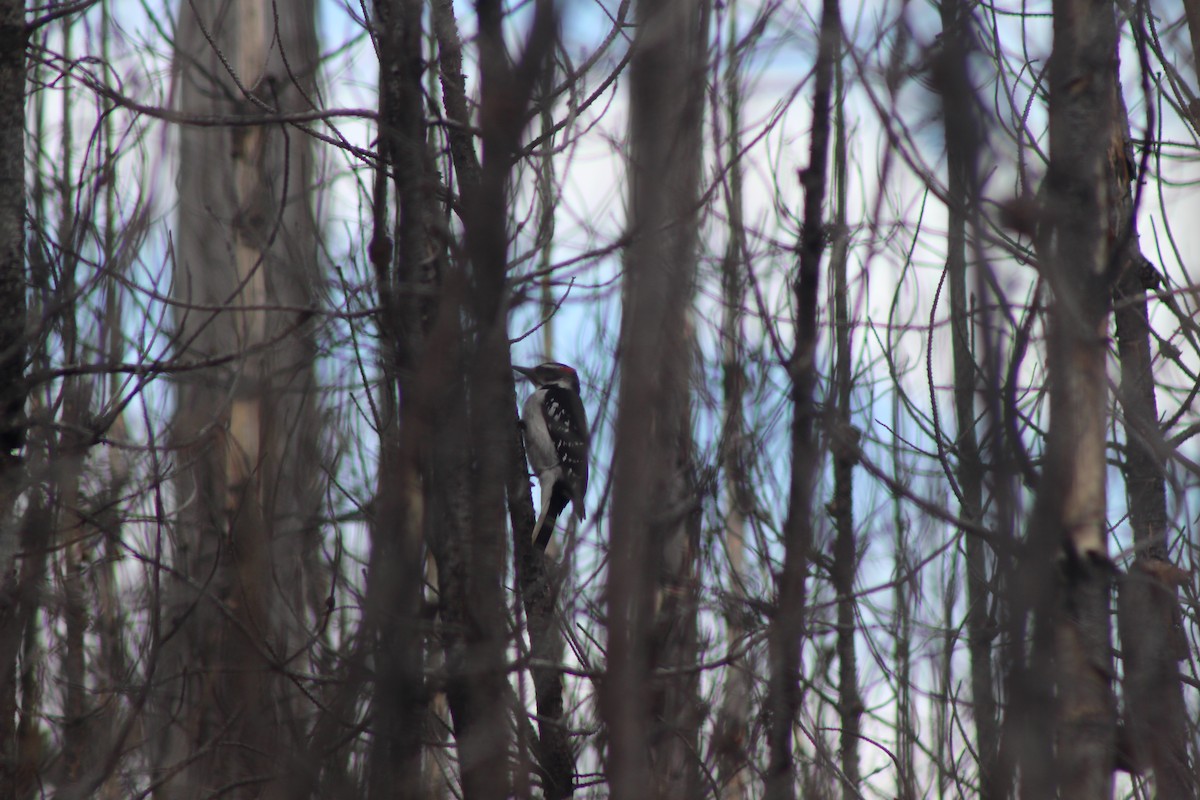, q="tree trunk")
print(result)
[0,0,27,793]
[1033,1,1121,796]
[827,48,861,799]
[714,5,753,794]
[936,3,999,795]
[606,0,705,794]
[765,0,839,796]
[424,1,557,797]
[162,1,323,795]
[888,401,917,800]
[650,422,703,800]
[1108,58,1194,799]
[364,0,438,794]
[647,2,708,794]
